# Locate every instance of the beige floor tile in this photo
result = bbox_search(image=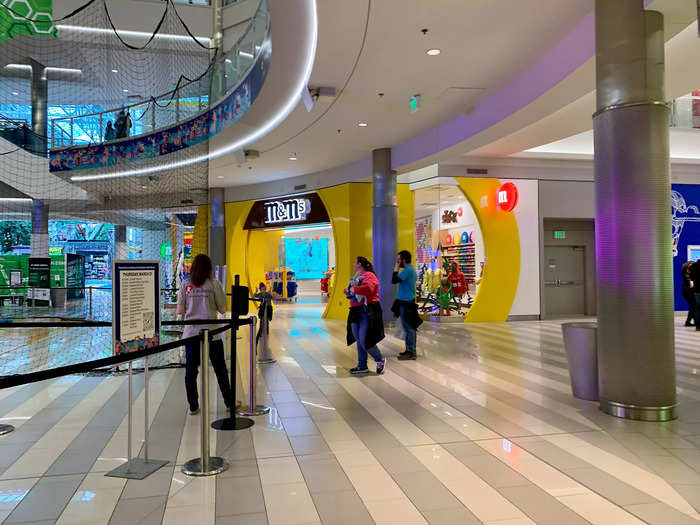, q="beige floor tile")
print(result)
[363,498,428,525]
[262,481,320,525]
